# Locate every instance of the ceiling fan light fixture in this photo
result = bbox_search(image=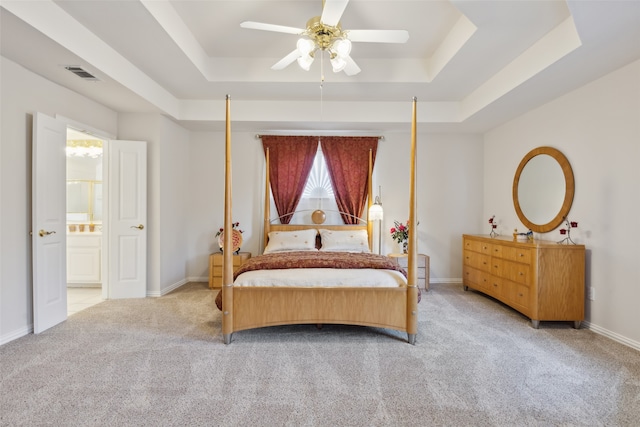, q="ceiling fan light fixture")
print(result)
[332,38,351,57]
[330,56,347,73]
[297,38,317,56]
[297,54,314,71]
